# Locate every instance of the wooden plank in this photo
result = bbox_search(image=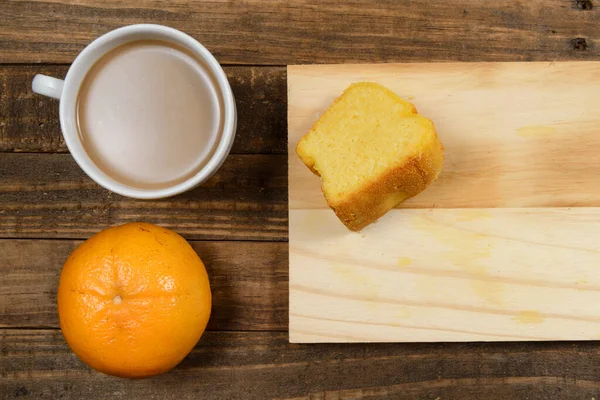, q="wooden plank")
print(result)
[0,65,286,154]
[0,0,598,64]
[2,330,600,399]
[288,62,600,343]
[288,62,600,210]
[290,208,600,342]
[0,240,287,331]
[0,153,287,241]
